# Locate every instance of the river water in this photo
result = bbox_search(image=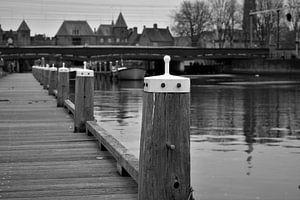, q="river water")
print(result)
[93,74,300,200]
